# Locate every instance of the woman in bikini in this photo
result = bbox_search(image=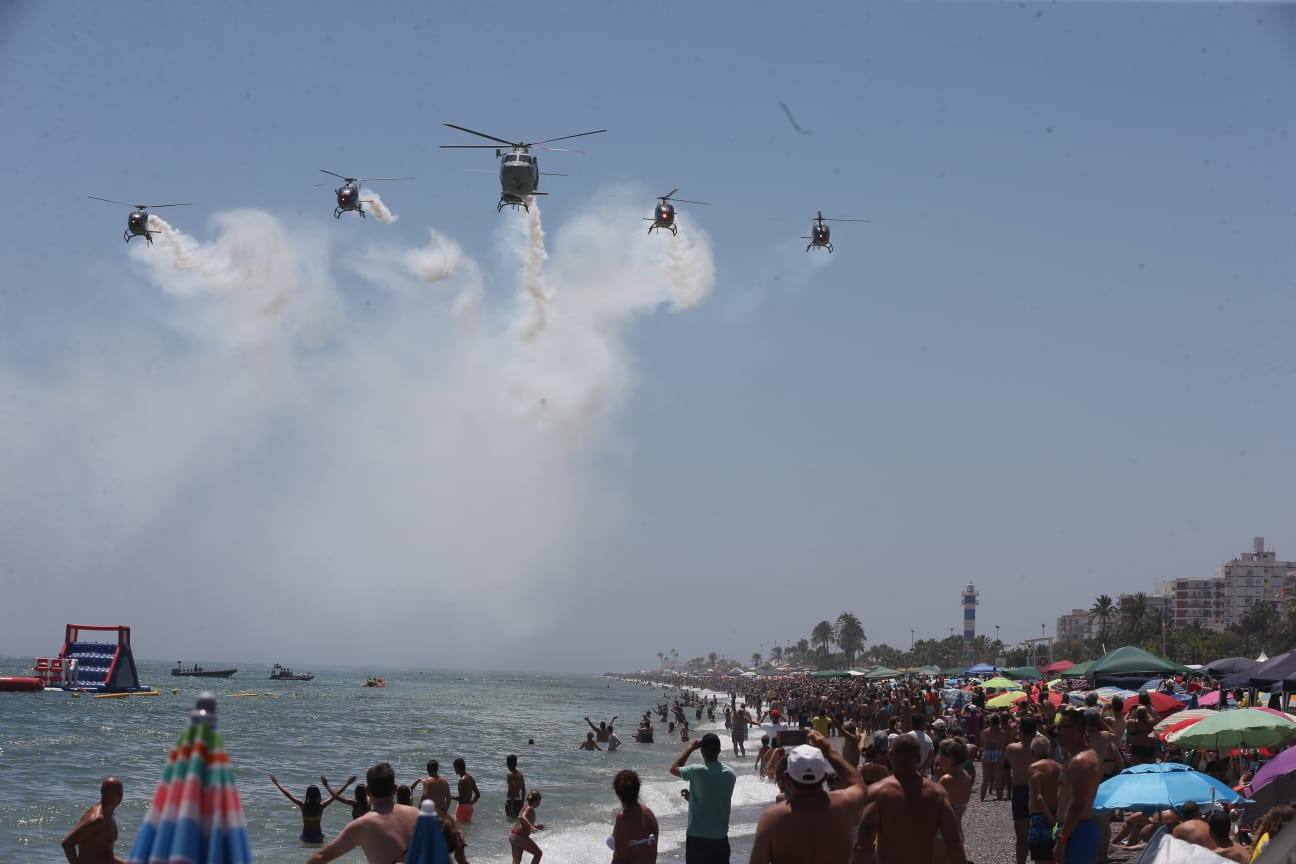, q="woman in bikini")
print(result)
[980,713,1008,801]
[321,776,368,820]
[609,769,658,864]
[509,789,546,864]
[270,774,342,844]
